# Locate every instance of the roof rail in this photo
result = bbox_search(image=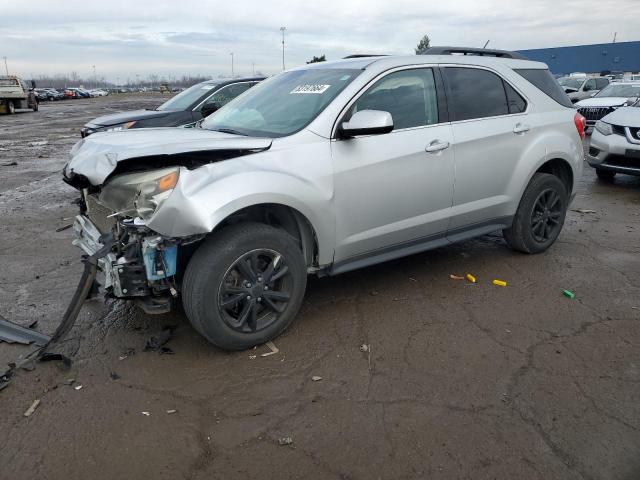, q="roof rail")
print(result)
[420,46,527,60]
[342,54,389,59]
